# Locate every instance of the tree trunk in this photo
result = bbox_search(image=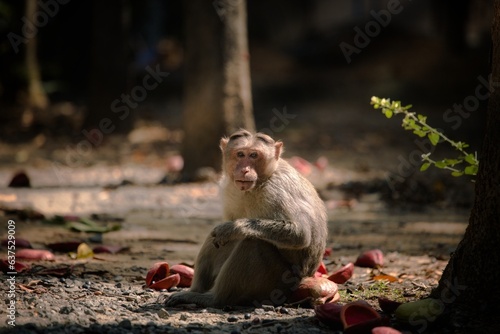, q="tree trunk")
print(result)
[181,0,255,177]
[430,2,500,332]
[23,0,49,129]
